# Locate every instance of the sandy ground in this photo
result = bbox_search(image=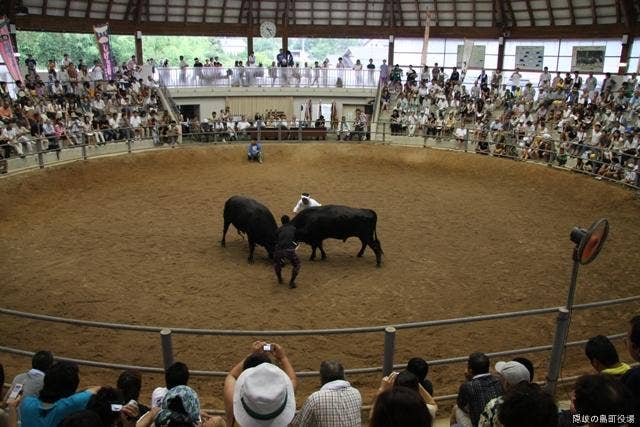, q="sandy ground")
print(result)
[0,143,639,413]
